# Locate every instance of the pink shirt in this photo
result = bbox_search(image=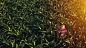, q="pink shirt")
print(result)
[58,26,66,35]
